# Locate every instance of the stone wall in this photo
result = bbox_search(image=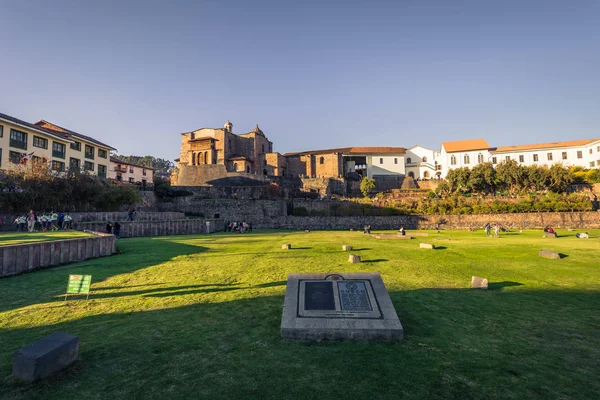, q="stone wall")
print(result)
[159,199,287,221]
[0,212,186,227]
[256,212,600,230]
[76,219,222,238]
[0,231,116,278]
